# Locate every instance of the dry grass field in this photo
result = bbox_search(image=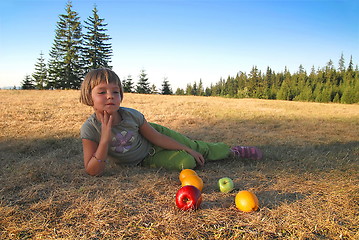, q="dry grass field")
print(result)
[0,90,358,239]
